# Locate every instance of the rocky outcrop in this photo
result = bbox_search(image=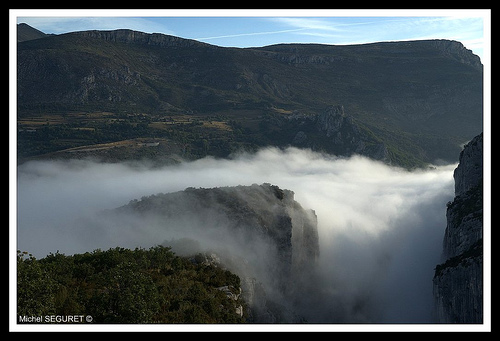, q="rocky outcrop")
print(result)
[454,134,484,197]
[115,183,319,322]
[433,133,483,323]
[430,39,483,72]
[72,29,210,49]
[271,105,389,162]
